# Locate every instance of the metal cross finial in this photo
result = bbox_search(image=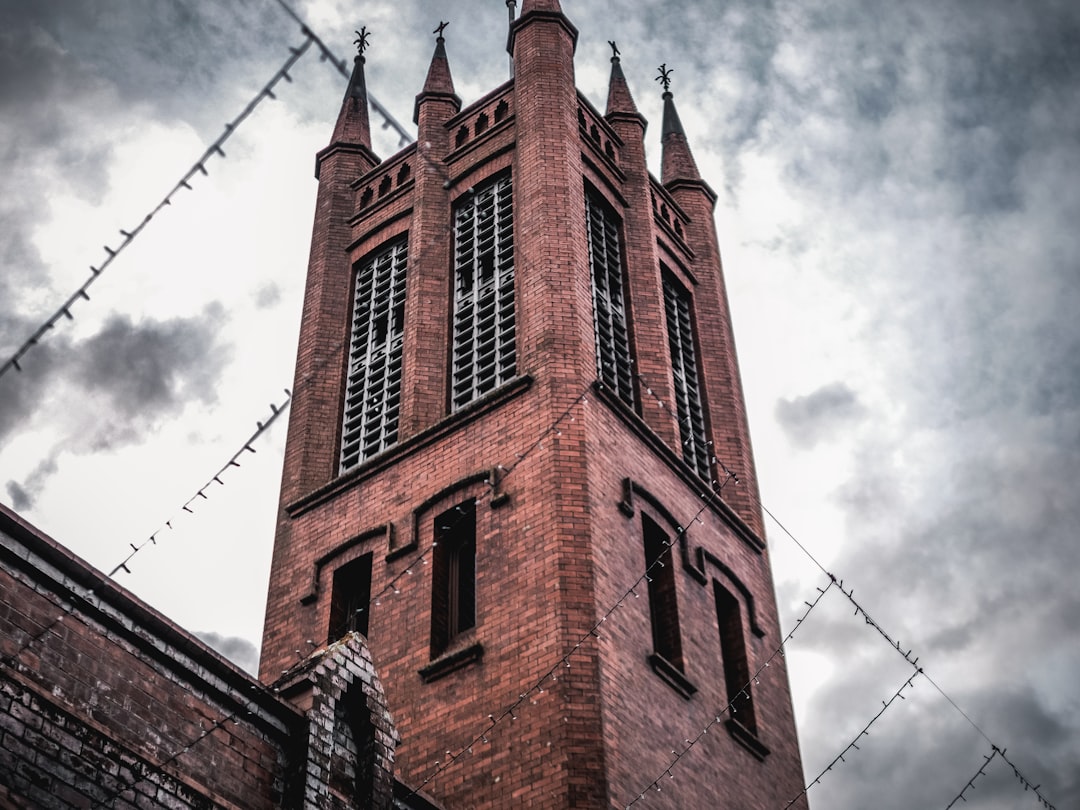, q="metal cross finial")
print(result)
[608,40,620,59]
[353,27,370,55]
[434,20,450,38]
[656,63,673,93]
